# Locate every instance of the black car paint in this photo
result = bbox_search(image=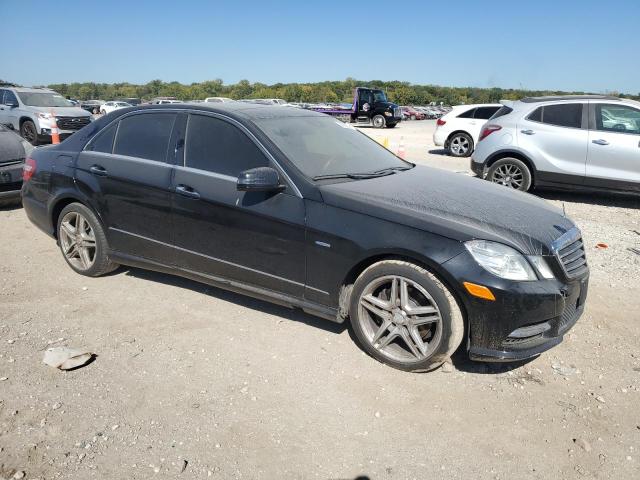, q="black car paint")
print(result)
[21,103,588,361]
[0,128,27,204]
